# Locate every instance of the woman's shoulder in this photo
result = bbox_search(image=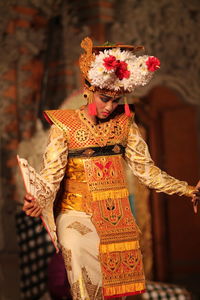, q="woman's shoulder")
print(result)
[43,109,77,125]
